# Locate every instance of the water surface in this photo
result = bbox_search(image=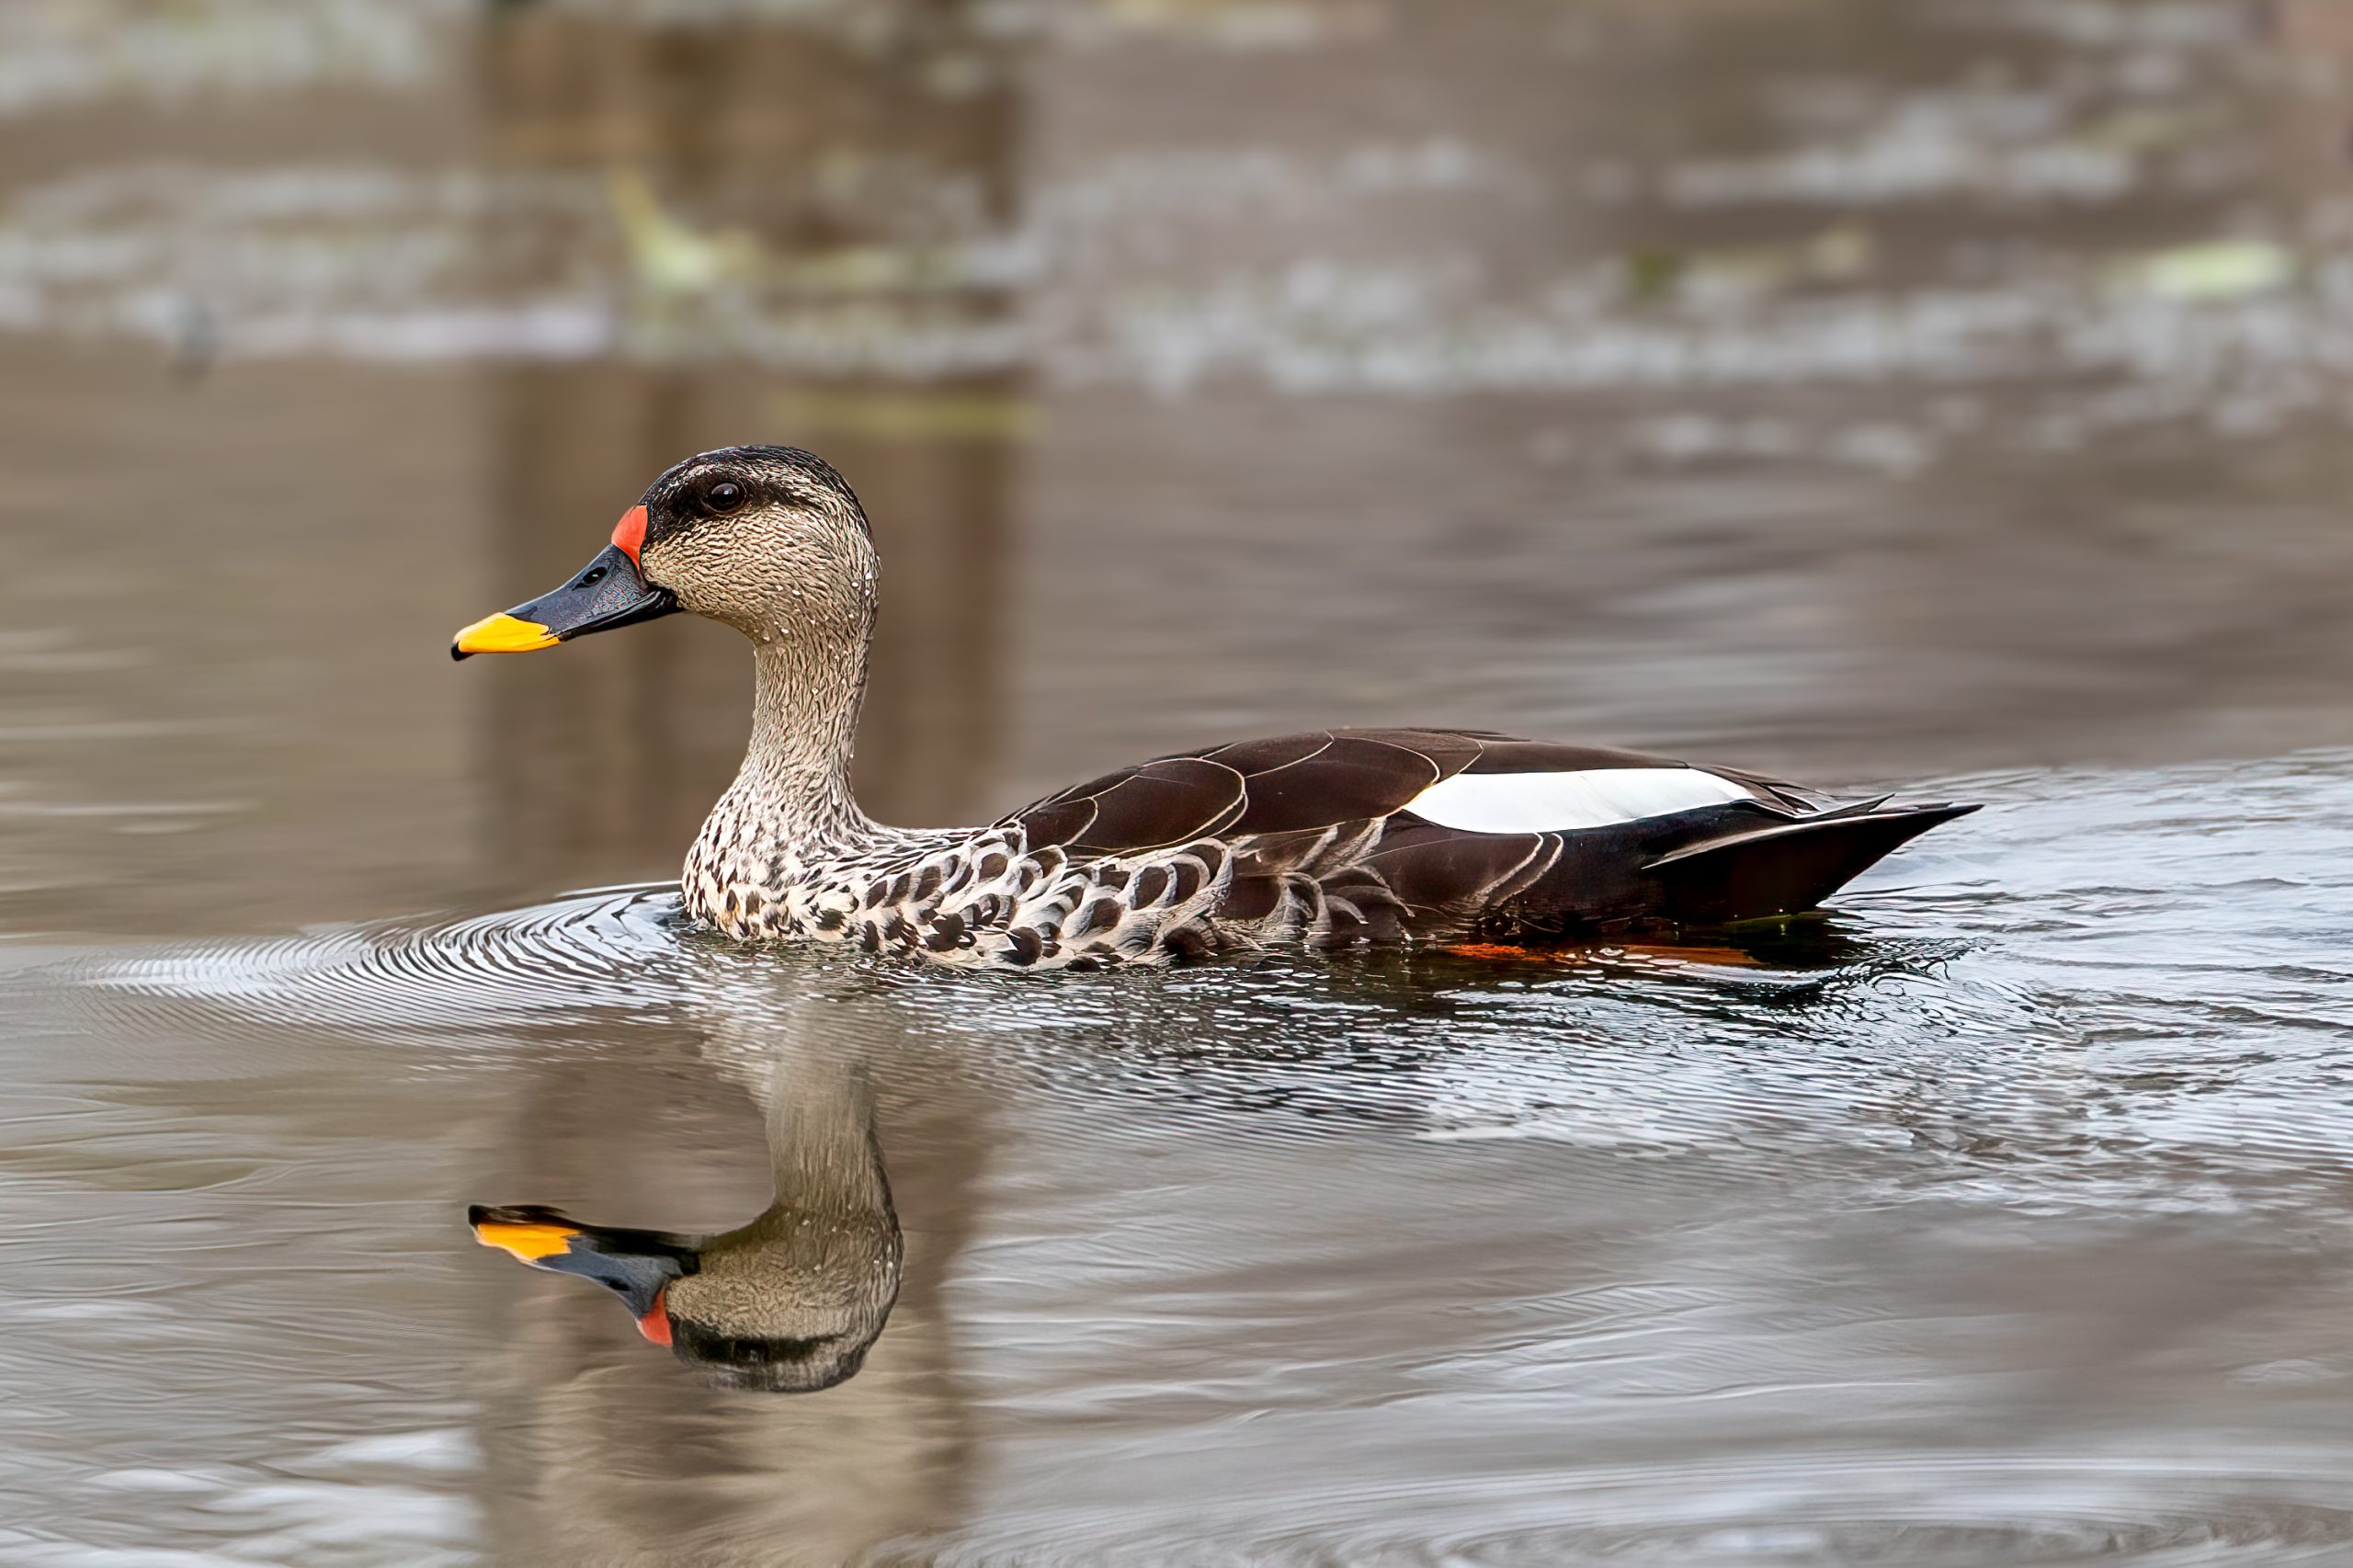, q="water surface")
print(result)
[6,2,2353,1563]
[9,754,2353,1563]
